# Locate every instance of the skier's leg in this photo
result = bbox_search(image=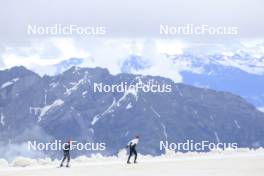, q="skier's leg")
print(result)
[127,149,132,163]
[134,149,138,163]
[66,153,70,167]
[60,154,66,166]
